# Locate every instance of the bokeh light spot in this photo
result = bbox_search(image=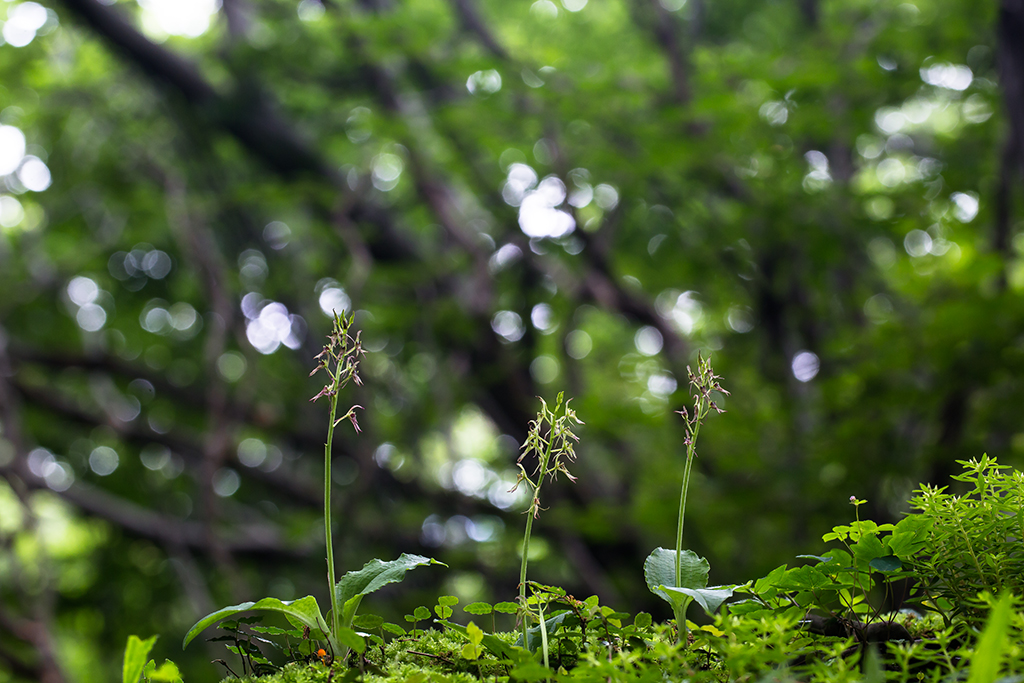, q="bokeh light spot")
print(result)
[89,446,119,476]
[792,351,820,382]
[137,0,219,38]
[565,330,592,359]
[217,352,247,382]
[17,156,51,191]
[530,355,560,384]
[212,468,240,497]
[491,310,524,342]
[634,326,663,356]
[237,438,267,468]
[0,126,27,175]
[466,70,502,95]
